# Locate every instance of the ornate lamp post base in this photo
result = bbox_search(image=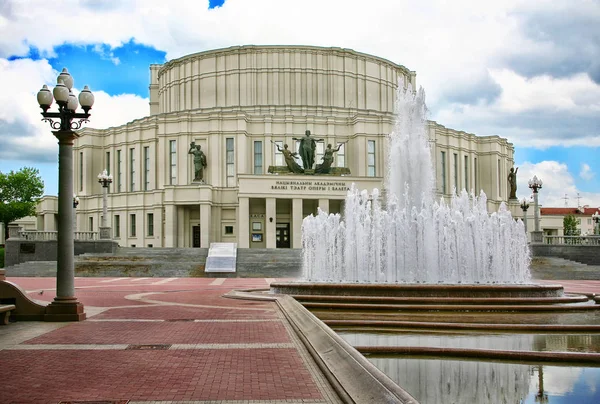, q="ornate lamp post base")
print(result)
[531,231,544,243]
[99,226,111,239]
